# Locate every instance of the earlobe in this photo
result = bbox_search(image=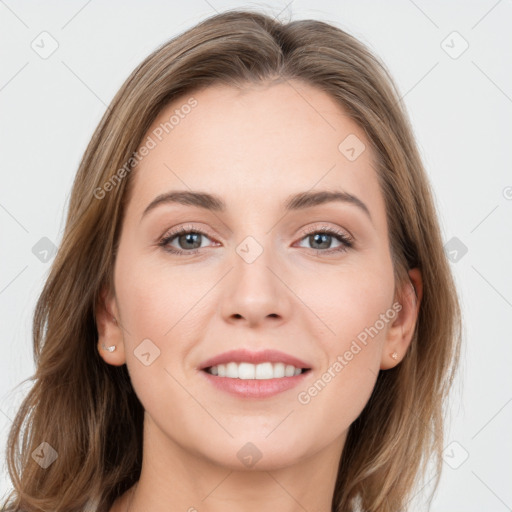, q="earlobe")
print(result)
[95,285,126,366]
[380,268,423,370]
